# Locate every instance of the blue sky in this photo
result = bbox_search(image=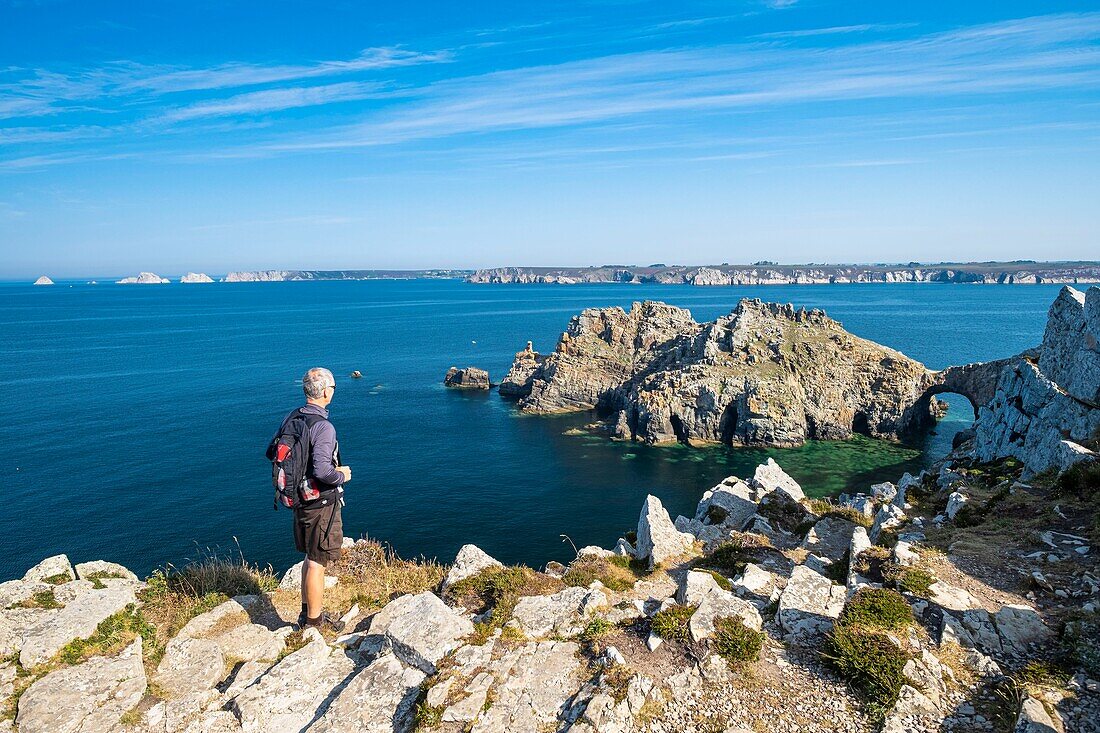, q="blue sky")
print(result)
[1,1,1098,278]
